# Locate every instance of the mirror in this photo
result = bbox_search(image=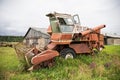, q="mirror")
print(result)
[73,14,80,25]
